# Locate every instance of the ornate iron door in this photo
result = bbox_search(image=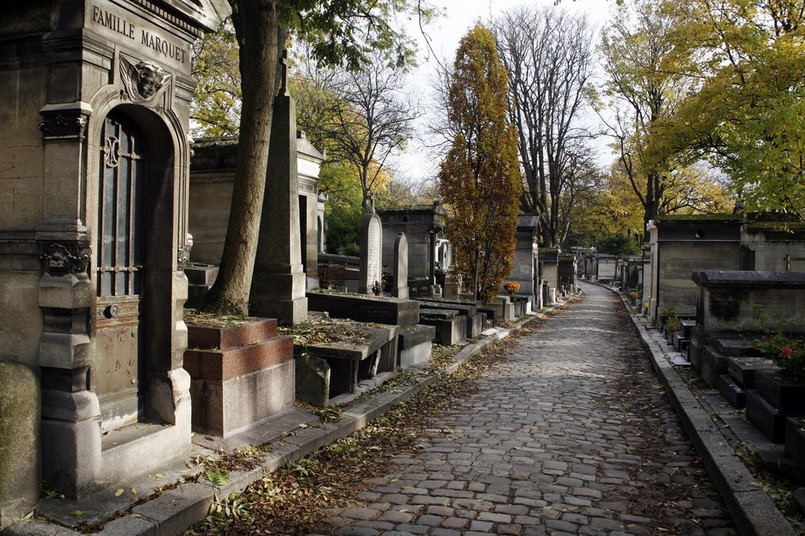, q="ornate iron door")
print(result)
[95,113,145,431]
